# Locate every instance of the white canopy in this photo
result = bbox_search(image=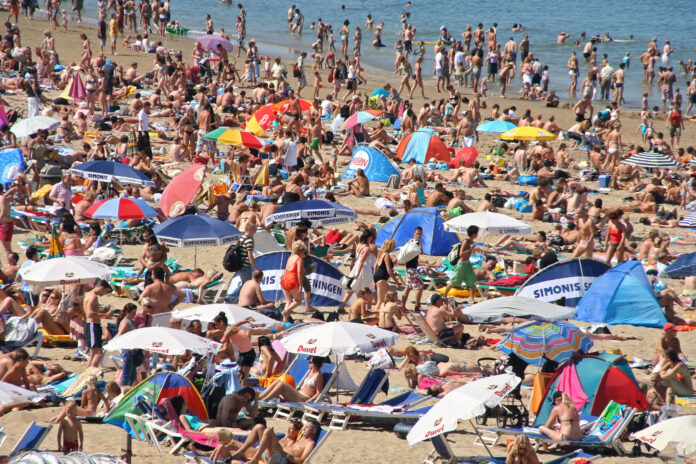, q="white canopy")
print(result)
[460,296,576,323]
[19,257,112,287]
[104,327,220,355]
[407,374,521,446]
[443,211,532,236]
